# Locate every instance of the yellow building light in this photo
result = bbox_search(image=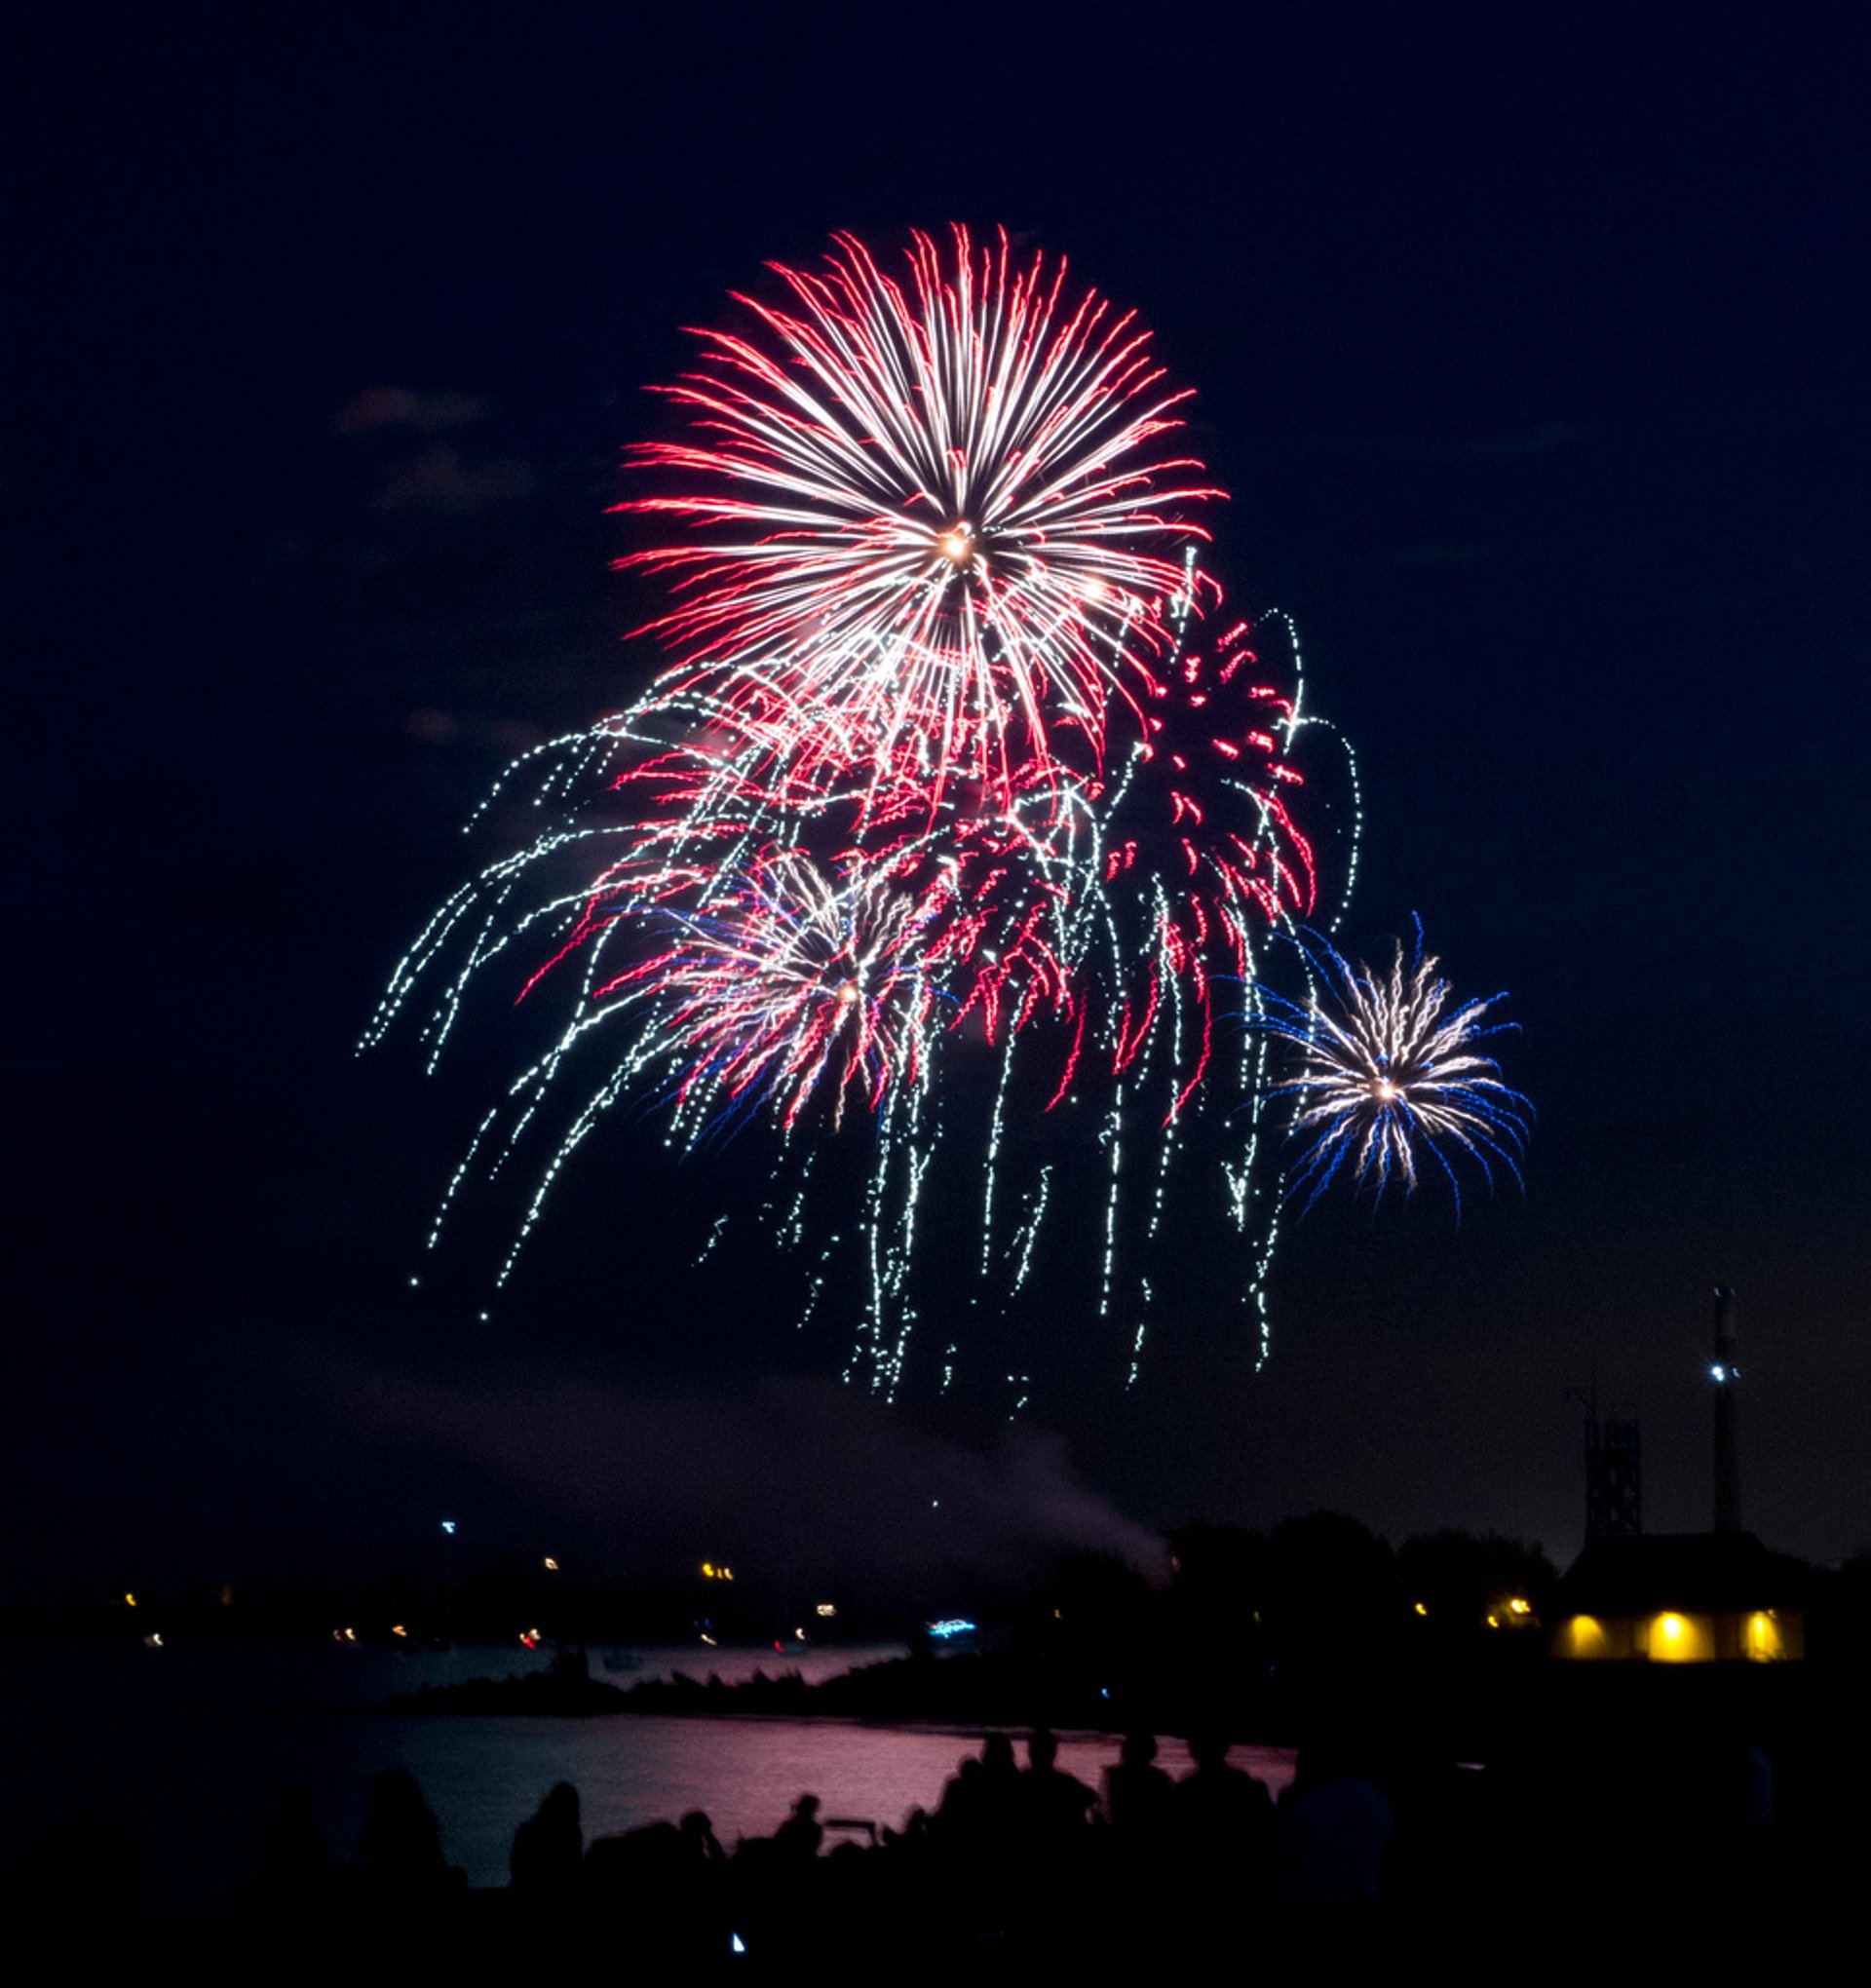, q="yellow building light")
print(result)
[1649,1611,1712,1663]
[1746,1612,1784,1661]
[1563,1615,1608,1659]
